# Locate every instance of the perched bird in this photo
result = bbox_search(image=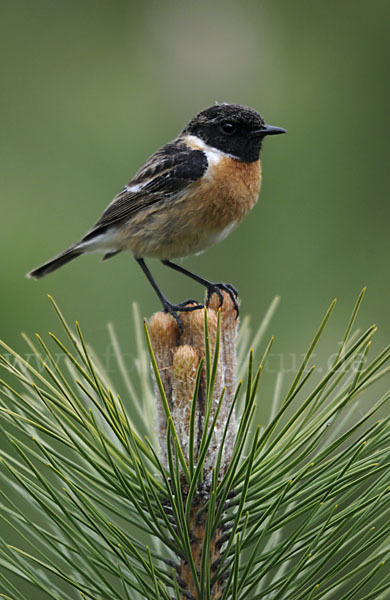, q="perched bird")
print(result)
[27,103,285,321]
